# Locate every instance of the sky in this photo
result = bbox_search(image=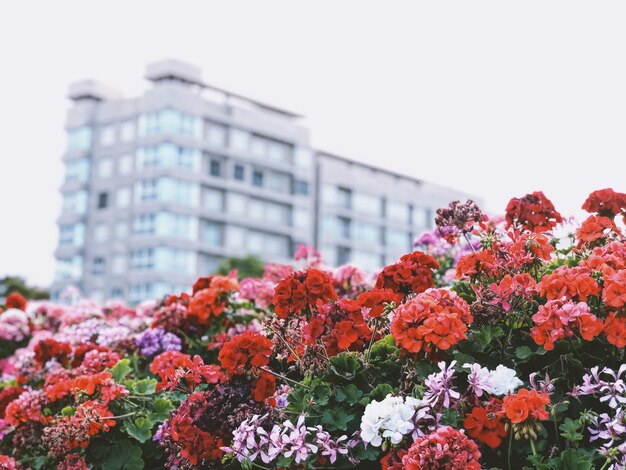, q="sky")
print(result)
[1,1,625,287]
